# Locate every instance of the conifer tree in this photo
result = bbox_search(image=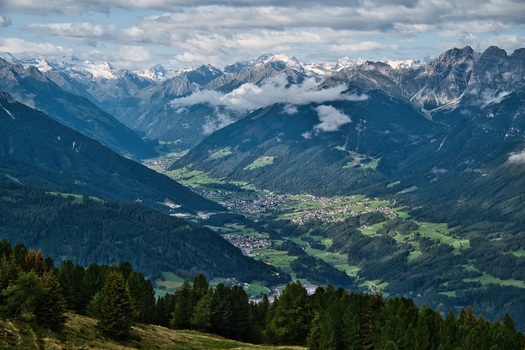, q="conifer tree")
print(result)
[98,271,133,338]
[191,287,214,332]
[0,271,44,320]
[307,311,322,350]
[171,279,193,329]
[266,281,310,345]
[127,270,156,324]
[35,269,67,331]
